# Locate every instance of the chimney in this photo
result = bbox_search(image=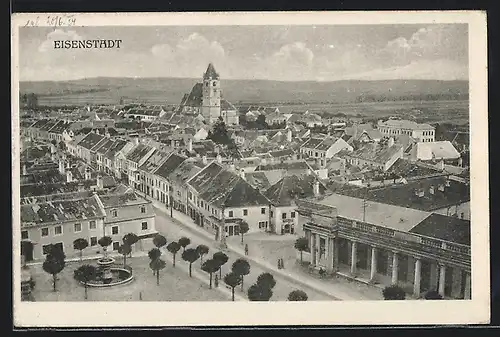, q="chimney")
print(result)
[66,170,73,183]
[187,138,193,152]
[240,169,246,181]
[216,154,222,164]
[85,167,92,180]
[171,139,175,148]
[415,188,424,198]
[22,164,27,175]
[287,128,292,142]
[429,185,435,195]
[387,137,395,148]
[445,179,451,187]
[438,184,445,192]
[97,175,104,190]
[105,129,110,138]
[458,156,463,167]
[313,180,320,197]
[261,158,267,166]
[133,137,139,146]
[58,159,65,174]
[202,155,208,165]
